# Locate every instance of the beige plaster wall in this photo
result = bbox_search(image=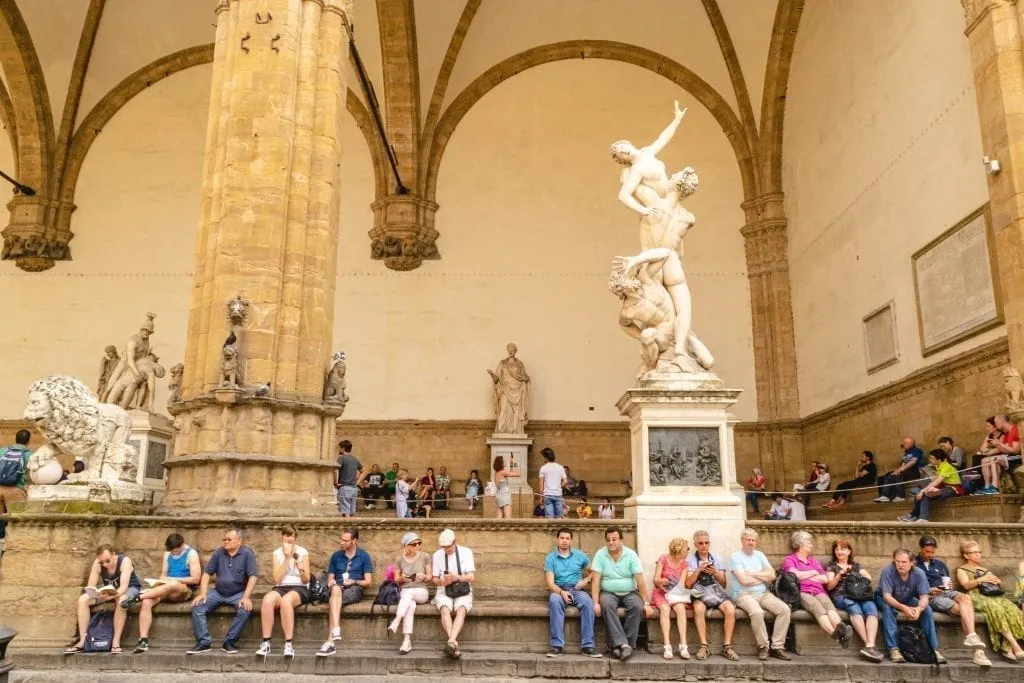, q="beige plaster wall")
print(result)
[0,58,755,423]
[783,0,1000,416]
